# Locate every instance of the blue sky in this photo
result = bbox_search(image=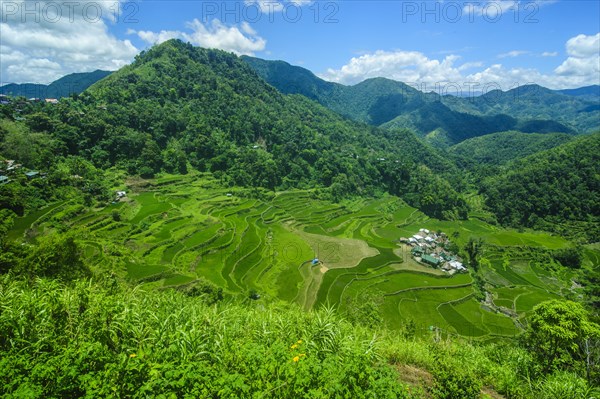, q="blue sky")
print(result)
[1,0,599,91]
